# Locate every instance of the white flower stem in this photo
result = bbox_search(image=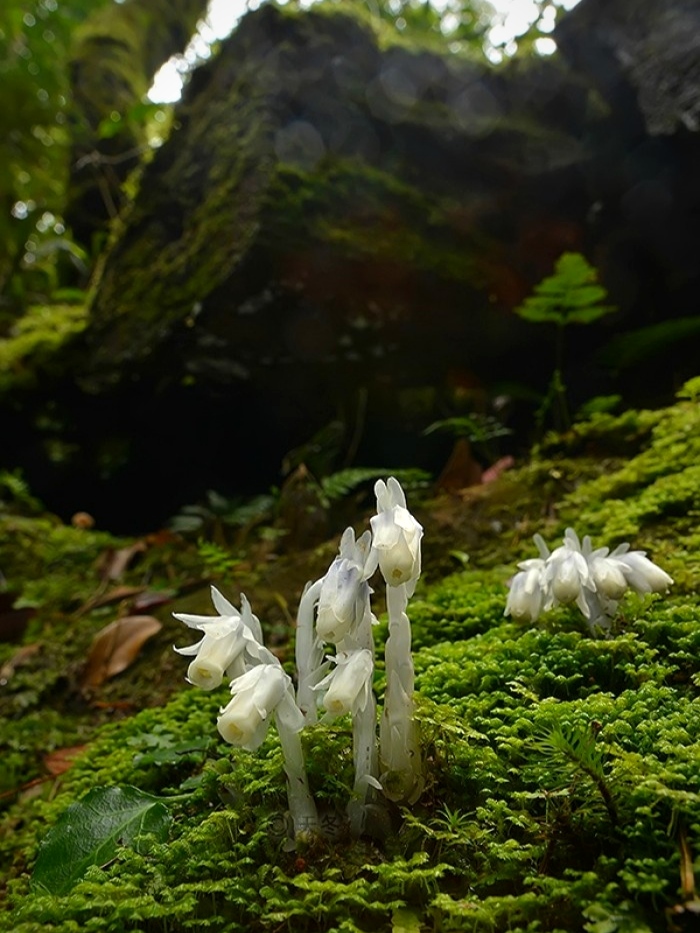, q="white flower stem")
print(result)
[348,690,378,836]
[275,716,320,838]
[295,578,324,723]
[344,592,379,835]
[379,583,422,803]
